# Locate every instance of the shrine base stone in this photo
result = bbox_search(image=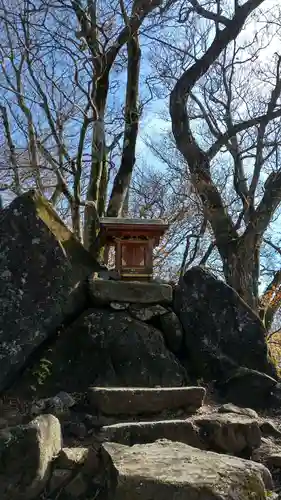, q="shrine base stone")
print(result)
[88,279,173,305]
